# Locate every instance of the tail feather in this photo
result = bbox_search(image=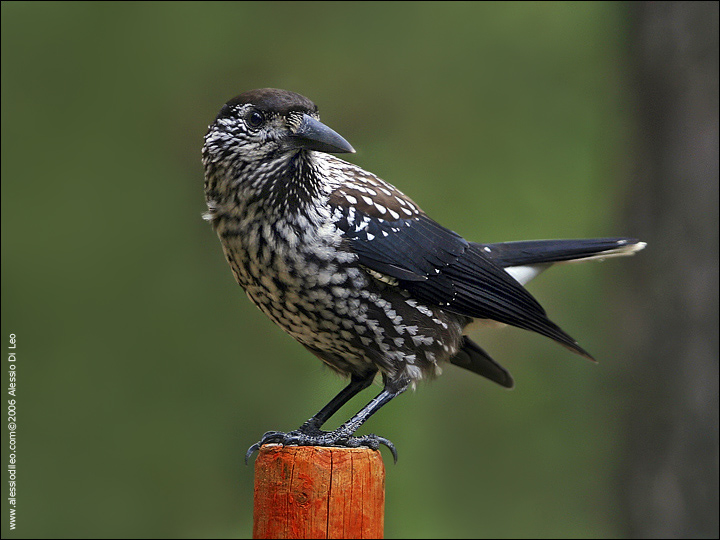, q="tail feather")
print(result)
[449,337,514,388]
[481,238,646,267]
[452,238,645,384]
